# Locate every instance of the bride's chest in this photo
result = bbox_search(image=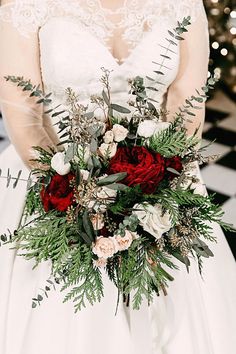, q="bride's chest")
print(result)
[39,15,180,99]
